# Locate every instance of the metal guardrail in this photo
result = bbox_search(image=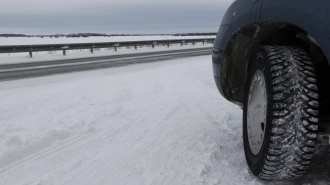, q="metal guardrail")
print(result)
[0,38,215,57]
